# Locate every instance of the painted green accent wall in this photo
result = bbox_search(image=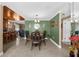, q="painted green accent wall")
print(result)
[50,14,59,44]
[25,21,50,36]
